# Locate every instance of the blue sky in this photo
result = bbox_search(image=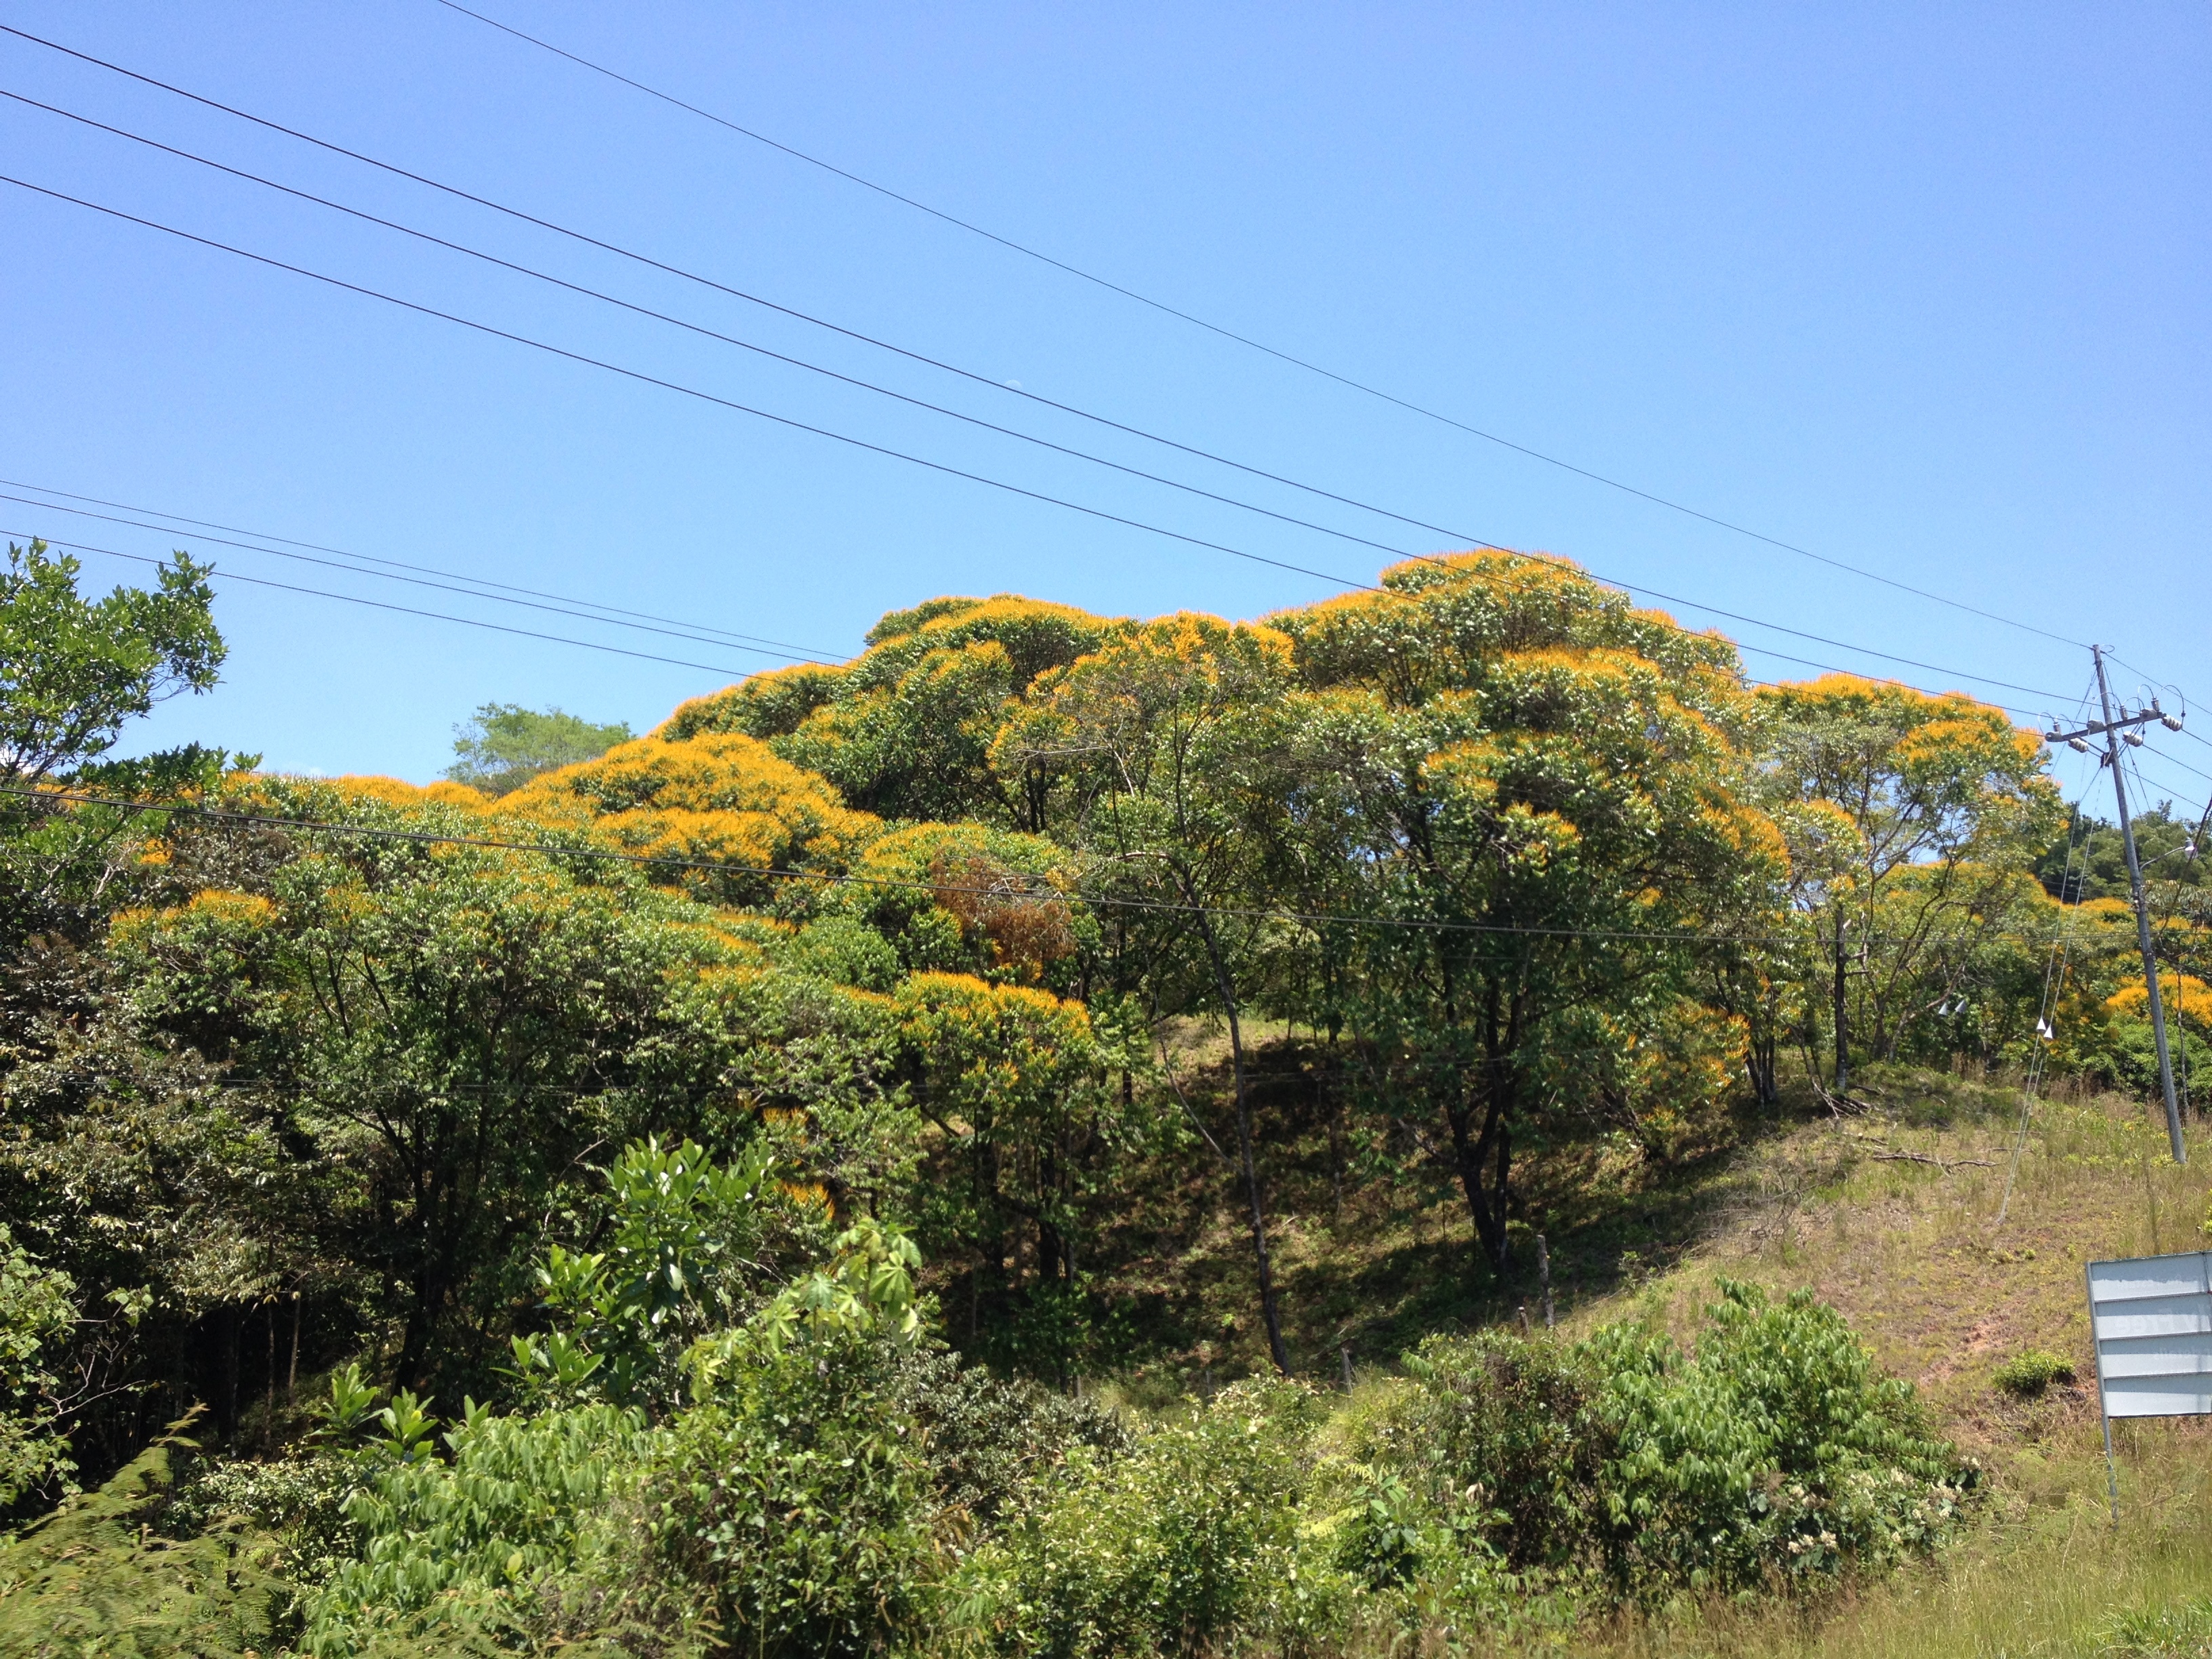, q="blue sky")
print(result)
[2,3,2207,813]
